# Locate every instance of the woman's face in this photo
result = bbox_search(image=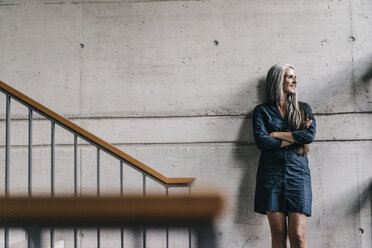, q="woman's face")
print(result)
[283,67,297,95]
